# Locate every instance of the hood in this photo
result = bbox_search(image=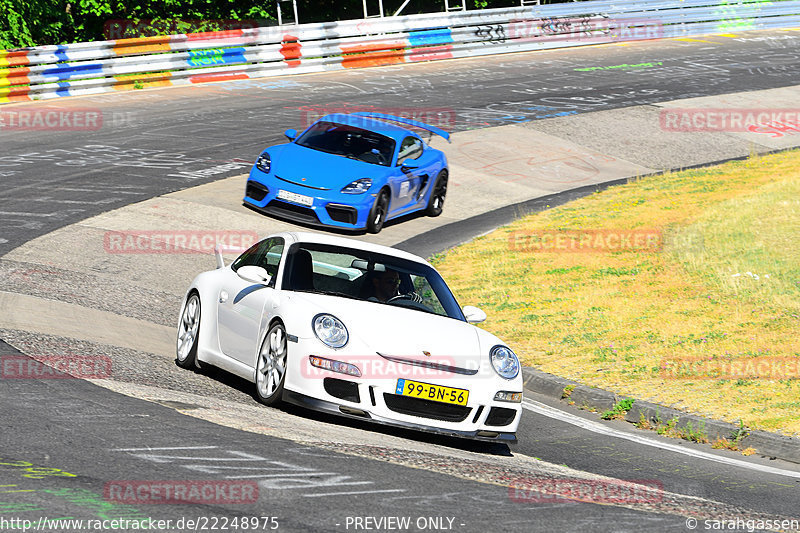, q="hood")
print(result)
[287,292,483,371]
[269,143,389,190]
